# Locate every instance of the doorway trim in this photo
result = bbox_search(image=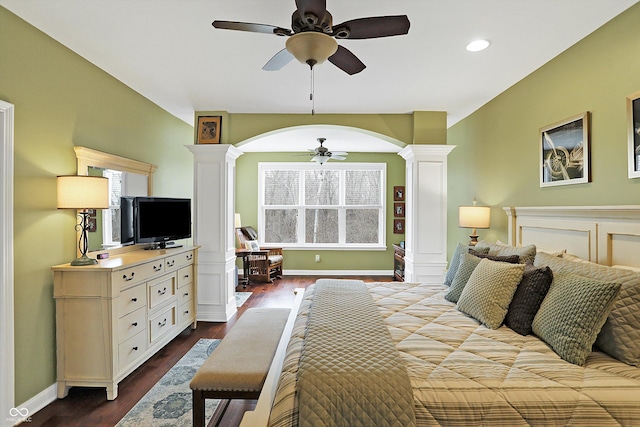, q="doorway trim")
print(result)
[1,100,15,426]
